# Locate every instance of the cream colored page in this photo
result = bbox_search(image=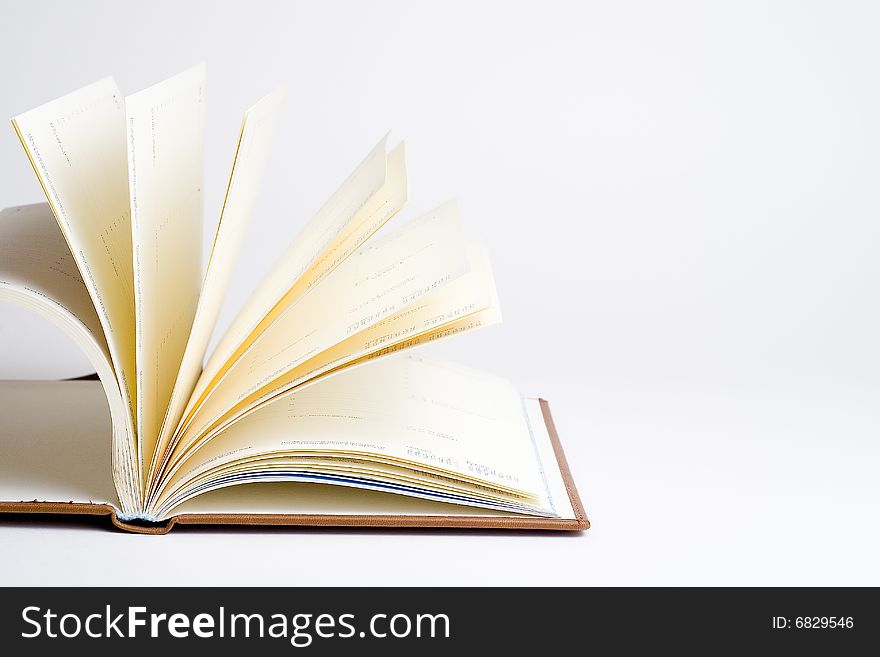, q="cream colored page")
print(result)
[12,77,137,428]
[179,244,499,454]
[173,203,470,454]
[170,481,524,518]
[184,135,398,417]
[152,283,502,505]
[244,244,499,411]
[172,455,526,505]
[126,65,206,480]
[267,143,408,306]
[160,355,547,510]
[148,244,499,503]
[176,142,408,436]
[0,204,140,512]
[0,380,119,508]
[158,453,544,518]
[149,88,283,483]
[0,203,107,351]
[158,311,511,509]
